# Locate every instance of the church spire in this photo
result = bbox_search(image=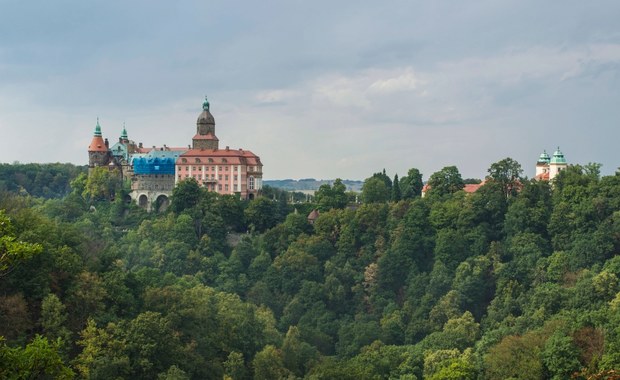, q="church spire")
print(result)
[121,122,128,141]
[94,117,102,137]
